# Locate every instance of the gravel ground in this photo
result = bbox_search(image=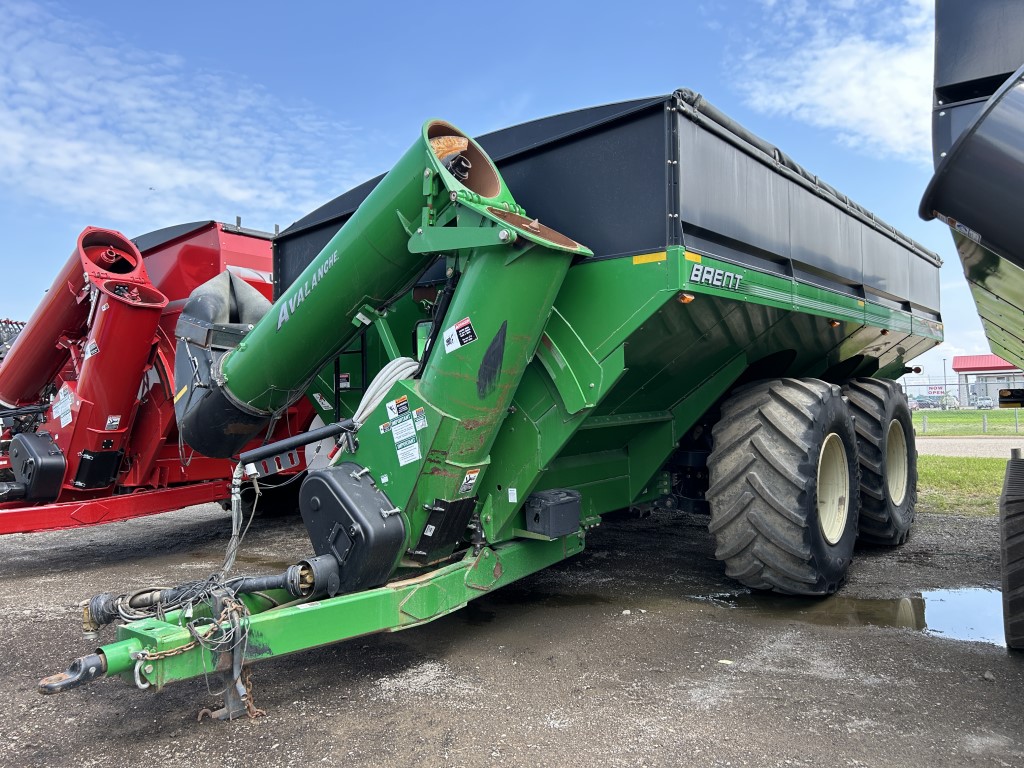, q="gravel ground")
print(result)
[0,502,1021,767]
[916,436,1024,459]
